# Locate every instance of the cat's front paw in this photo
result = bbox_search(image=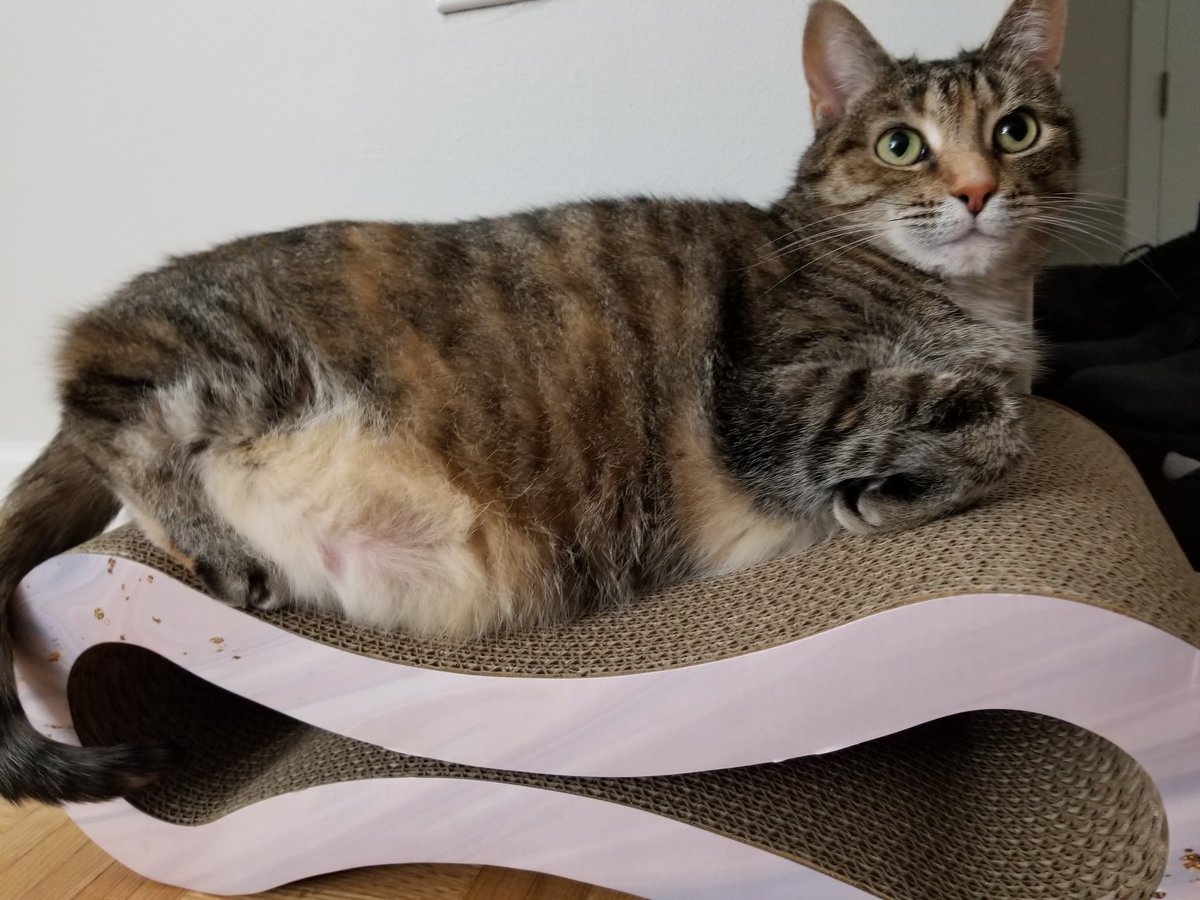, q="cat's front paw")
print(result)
[831,374,1027,534]
[832,473,944,534]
